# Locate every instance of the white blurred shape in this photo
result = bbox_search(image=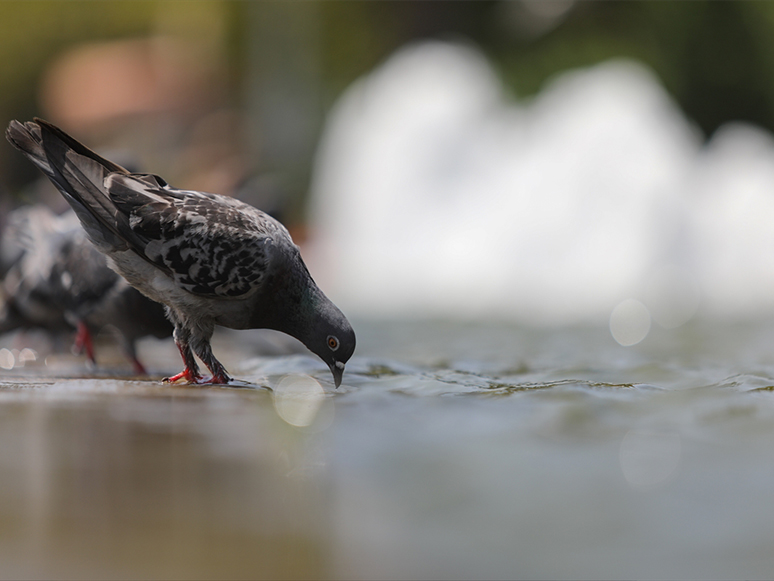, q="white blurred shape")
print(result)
[309,40,774,323]
[0,348,14,370]
[690,123,774,318]
[18,348,38,365]
[610,299,651,346]
[646,265,701,328]
[620,429,681,490]
[273,374,326,428]
[309,42,697,324]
